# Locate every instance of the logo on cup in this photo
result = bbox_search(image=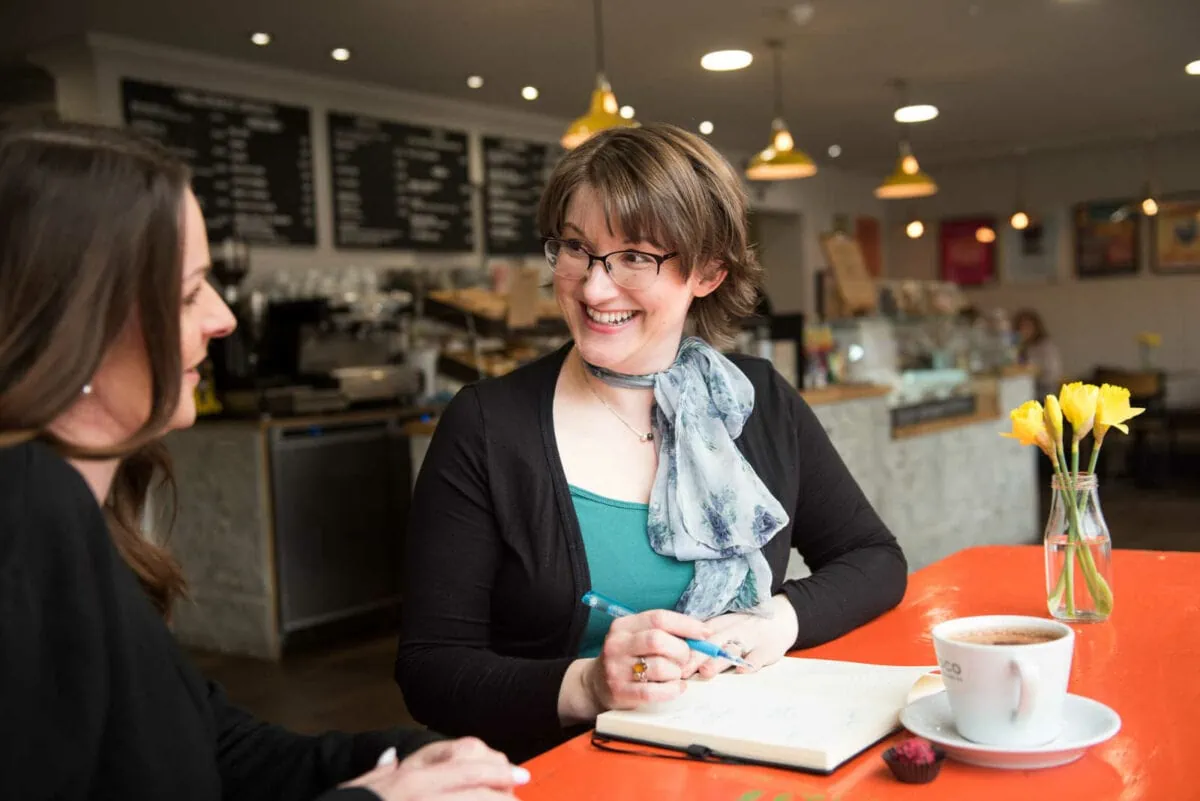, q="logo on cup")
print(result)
[941,660,962,682]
